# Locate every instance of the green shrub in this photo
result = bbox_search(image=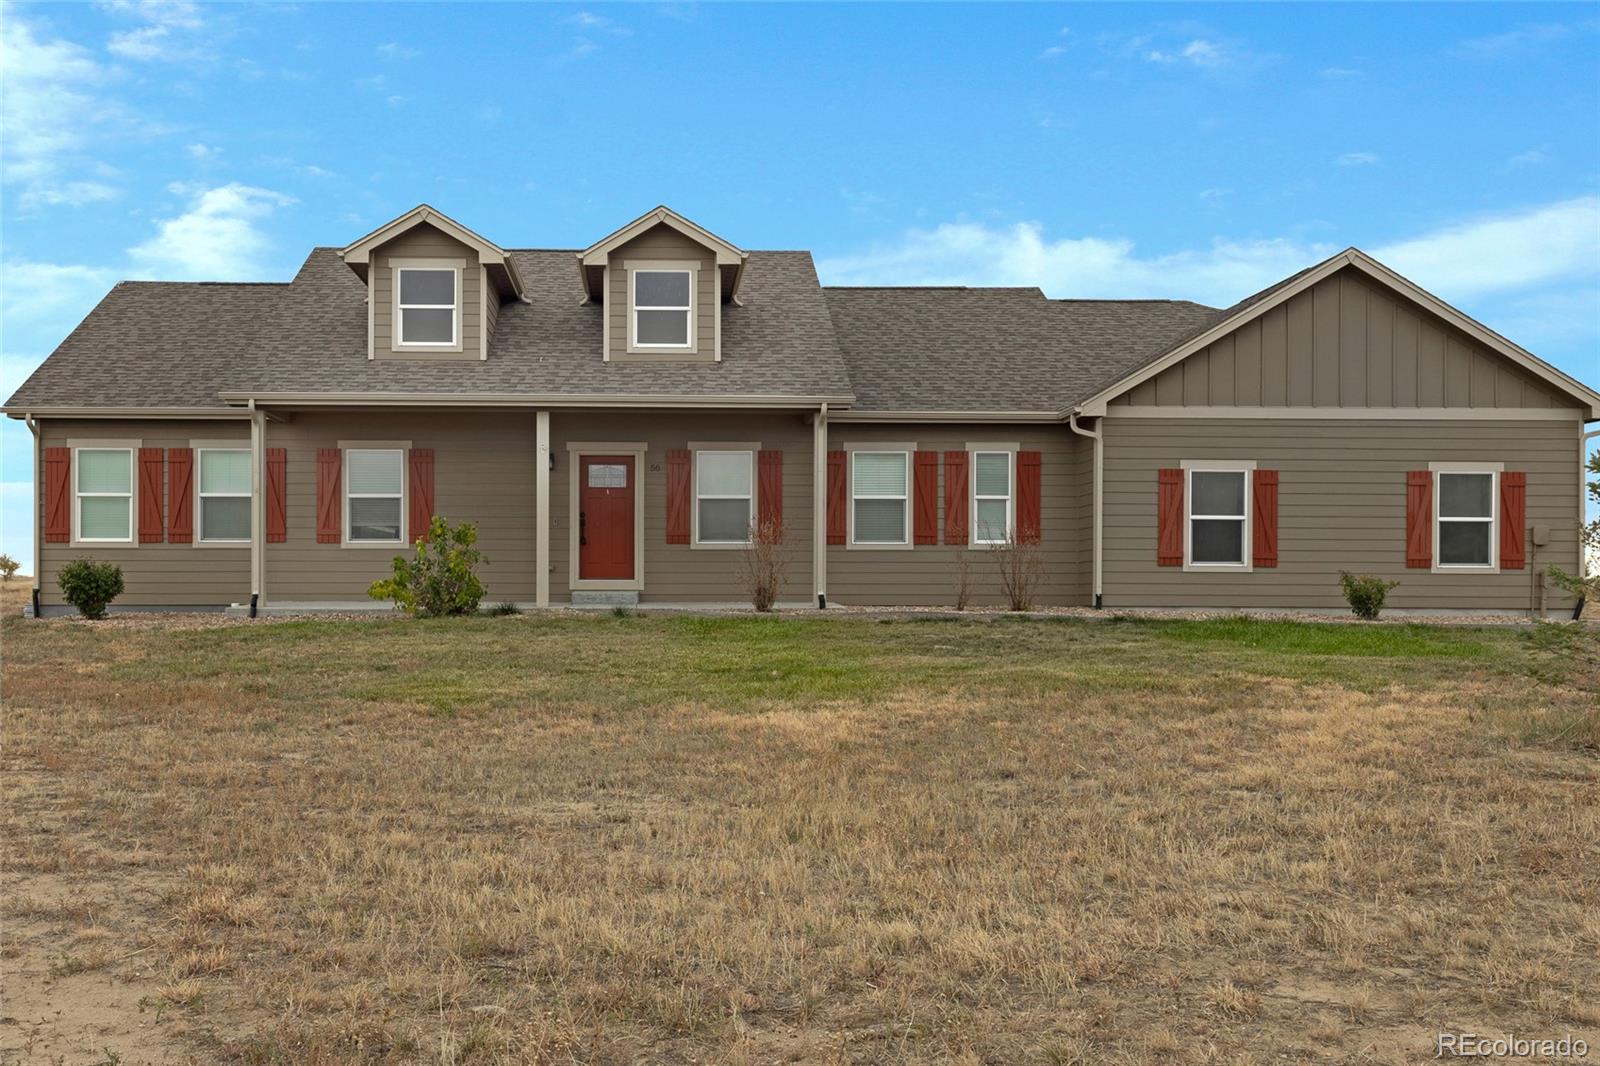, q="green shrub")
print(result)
[57,559,125,619]
[1339,571,1399,621]
[486,601,521,616]
[0,553,19,582]
[368,517,486,617]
